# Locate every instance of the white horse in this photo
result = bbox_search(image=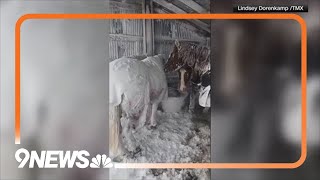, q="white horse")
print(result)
[109,55,168,157]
